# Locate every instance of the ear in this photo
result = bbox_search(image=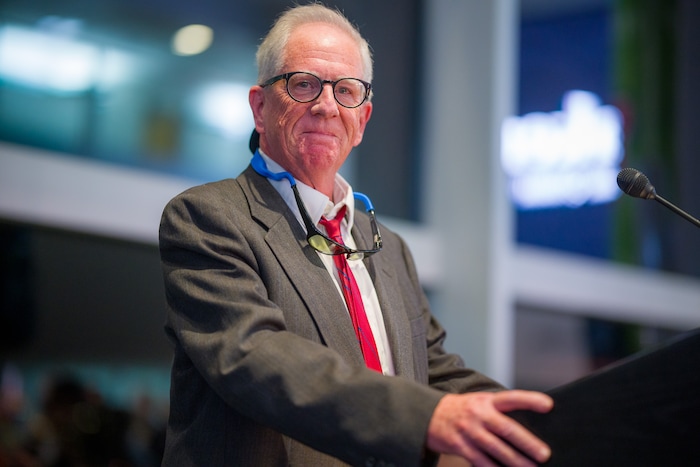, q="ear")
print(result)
[352,101,373,147]
[249,86,265,132]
